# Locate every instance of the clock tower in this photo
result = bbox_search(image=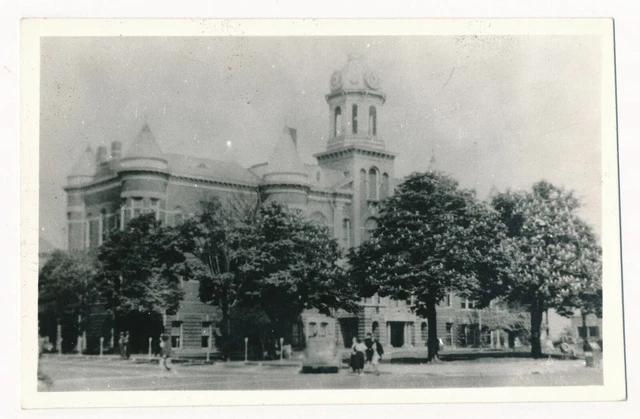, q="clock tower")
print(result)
[315,54,396,247]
